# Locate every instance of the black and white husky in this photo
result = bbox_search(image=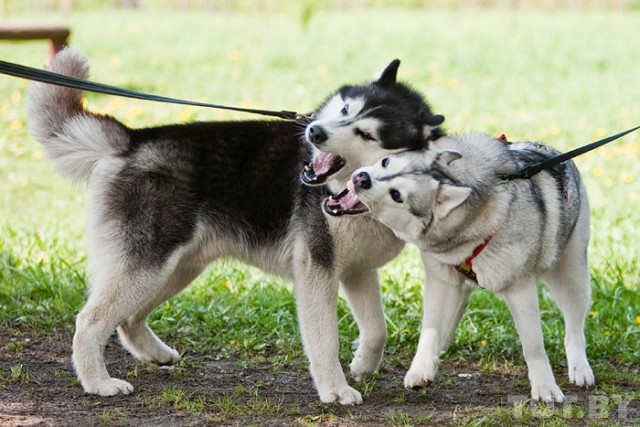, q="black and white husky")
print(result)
[328,134,594,402]
[26,49,445,405]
